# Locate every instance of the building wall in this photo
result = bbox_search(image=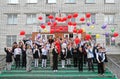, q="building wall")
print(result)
[0,0,120,54]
